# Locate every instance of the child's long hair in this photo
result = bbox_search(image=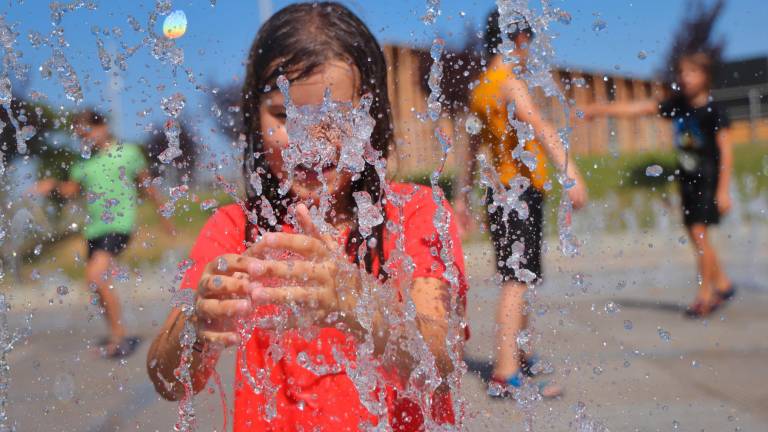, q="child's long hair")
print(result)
[241,2,393,274]
[663,0,725,85]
